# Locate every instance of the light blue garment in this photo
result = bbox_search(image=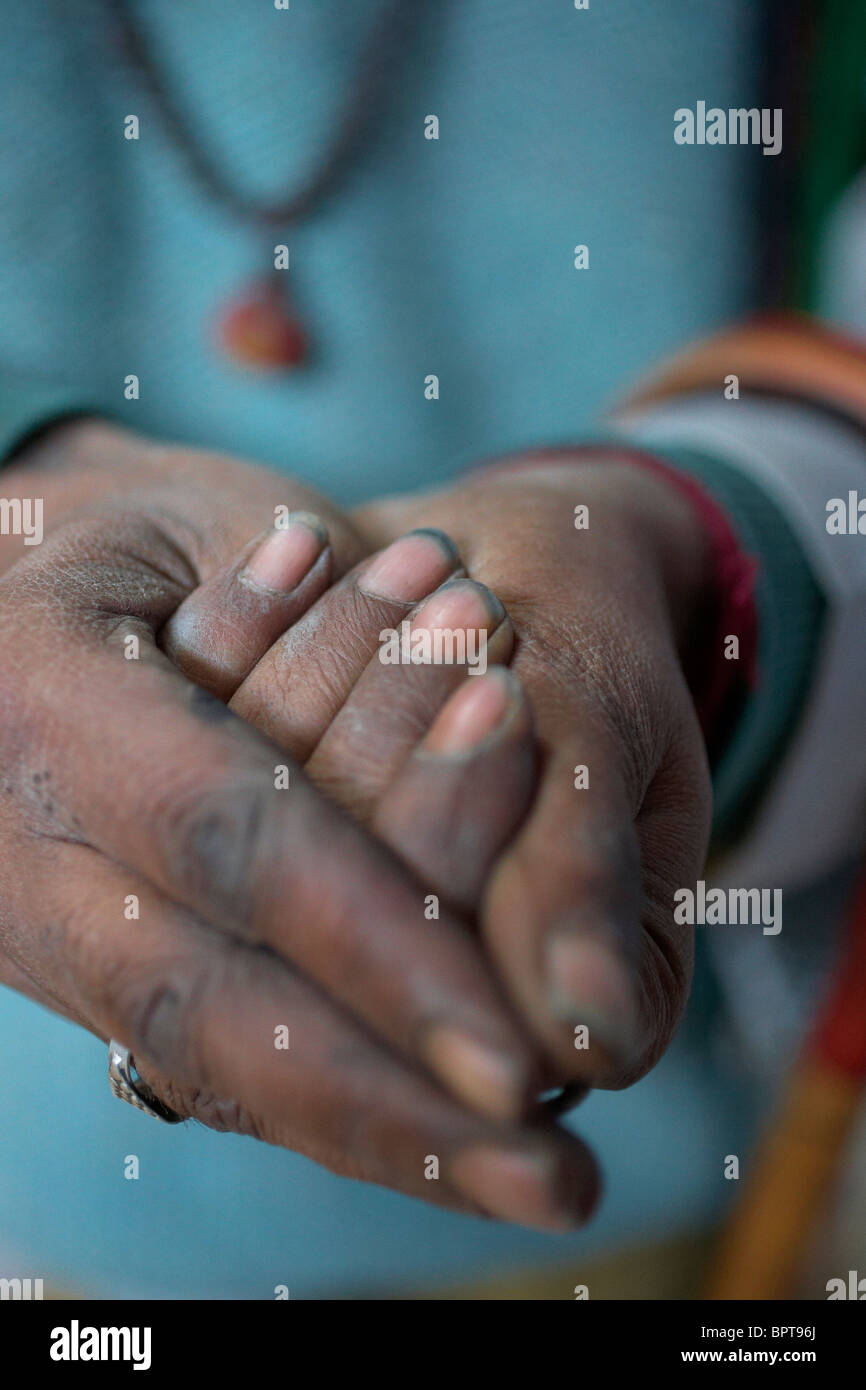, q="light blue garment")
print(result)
[1,1,758,500]
[0,978,753,1299]
[0,0,763,1295]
